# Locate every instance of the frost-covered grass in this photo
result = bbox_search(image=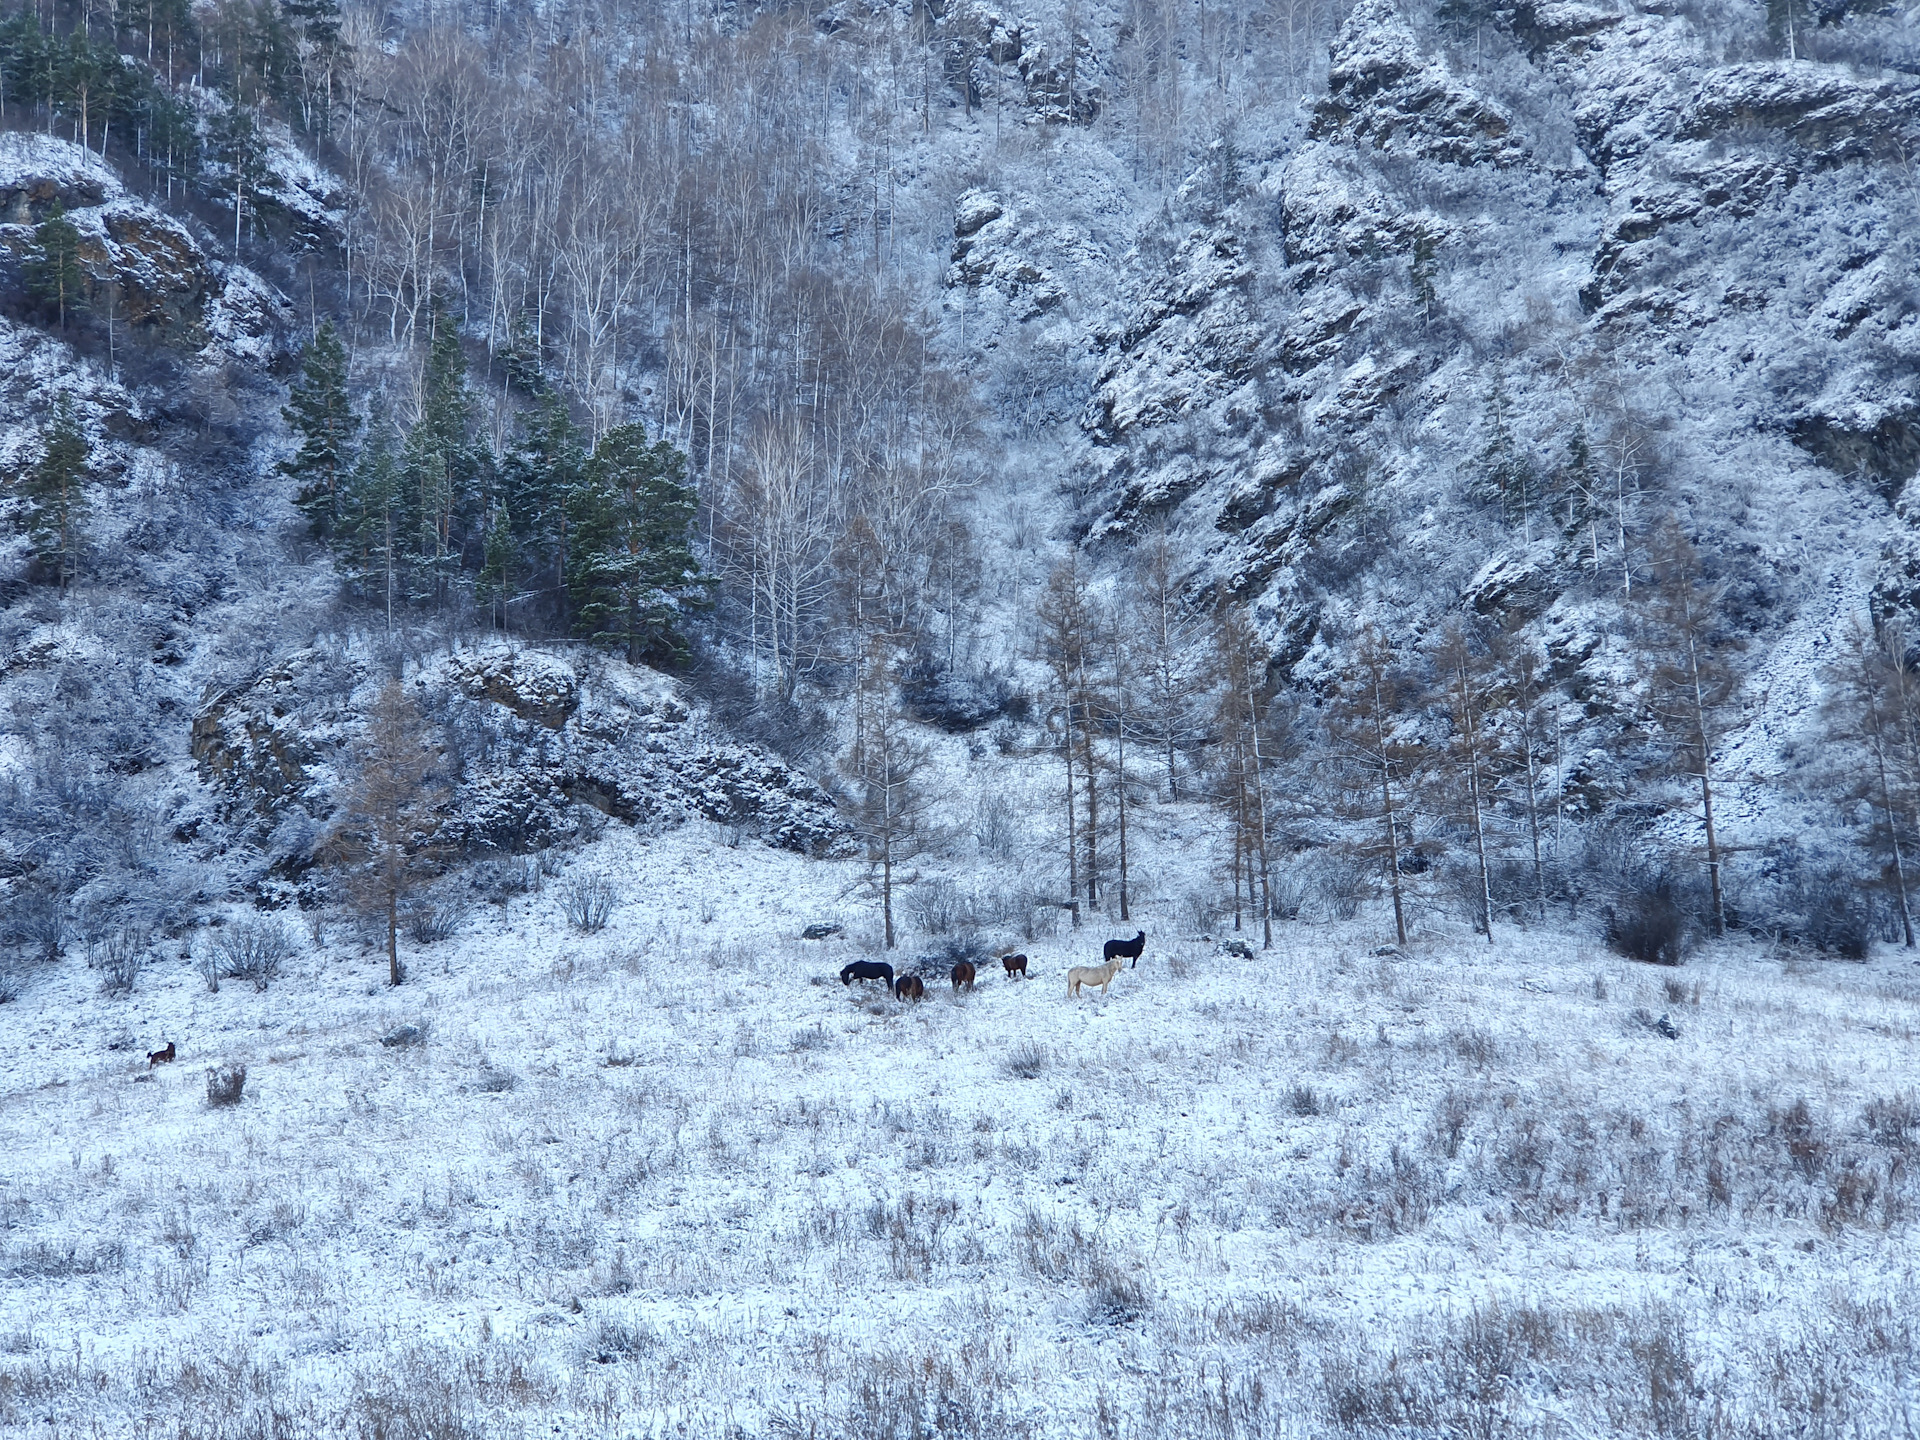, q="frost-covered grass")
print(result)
[4,822,1919,1437]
